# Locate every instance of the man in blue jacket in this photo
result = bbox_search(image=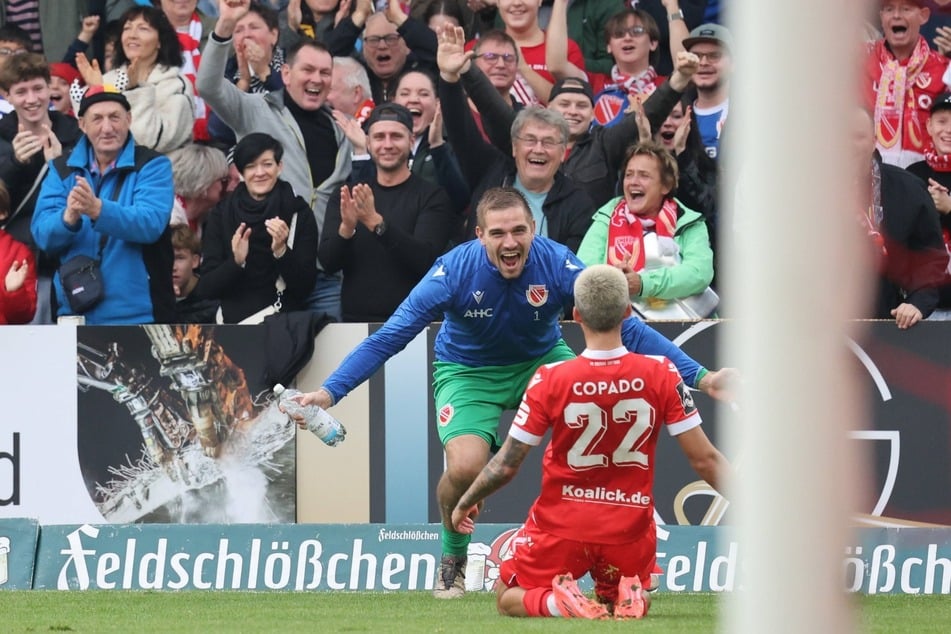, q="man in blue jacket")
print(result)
[31,85,175,324]
[292,186,735,599]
